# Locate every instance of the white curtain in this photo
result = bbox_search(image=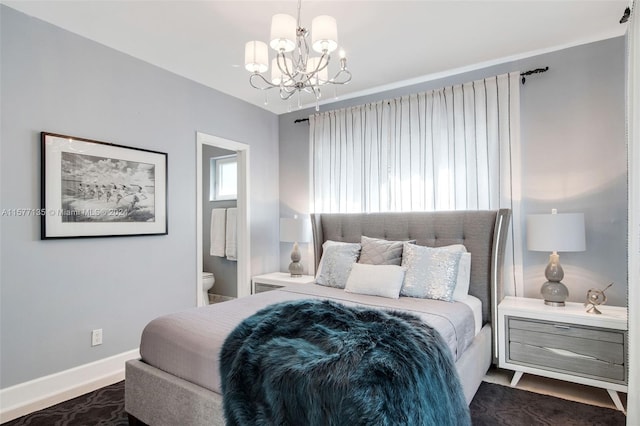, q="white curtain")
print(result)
[310,71,523,294]
[626,1,639,424]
